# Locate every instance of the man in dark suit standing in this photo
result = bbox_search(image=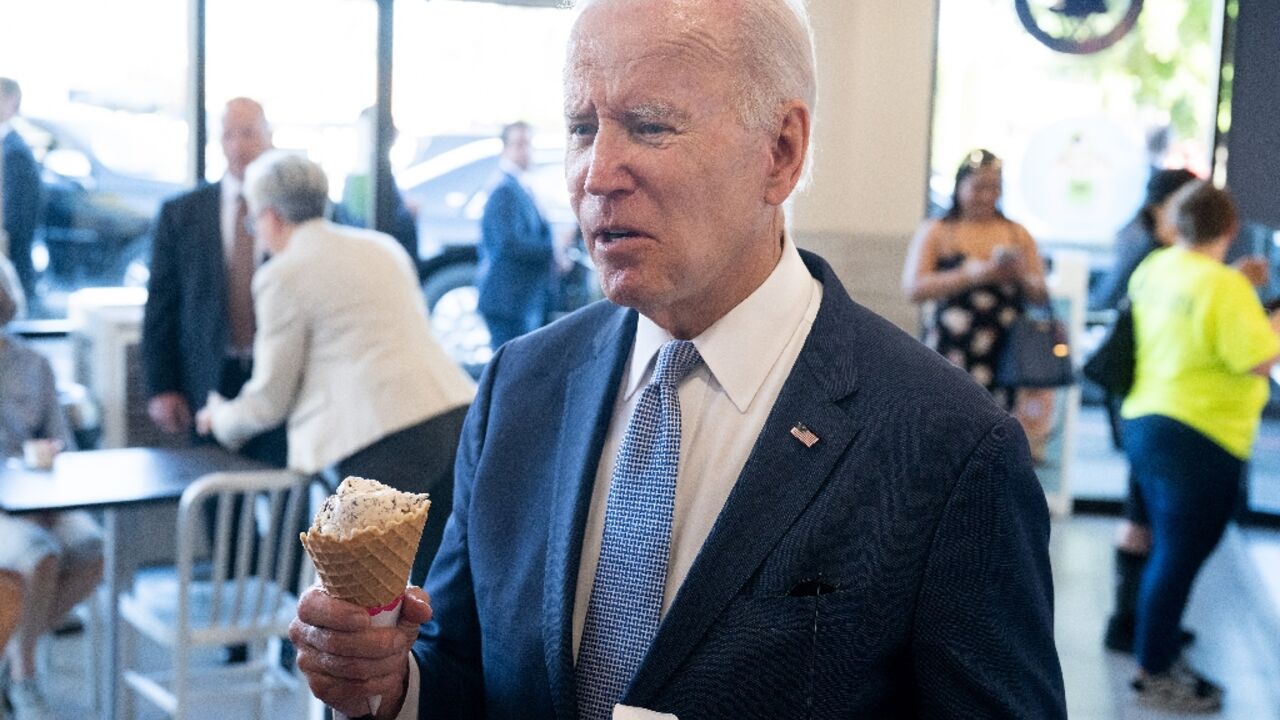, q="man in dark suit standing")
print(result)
[141,97,286,466]
[476,120,556,350]
[0,78,42,306]
[291,1,1067,718]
